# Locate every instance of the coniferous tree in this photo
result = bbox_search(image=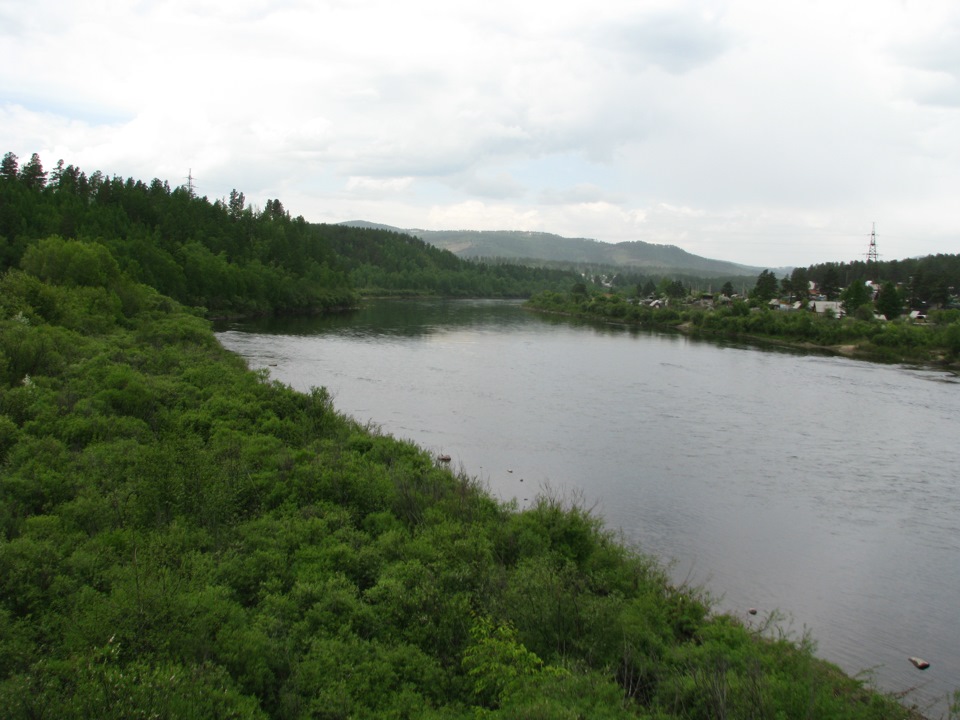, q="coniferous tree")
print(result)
[780,275,793,298]
[0,151,18,181]
[228,188,245,219]
[666,278,687,299]
[789,267,810,302]
[876,281,902,320]
[840,279,872,315]
[820,266,841,300]
[49,159,65,189]
[19,153,47,190]
[751,269,779,301]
